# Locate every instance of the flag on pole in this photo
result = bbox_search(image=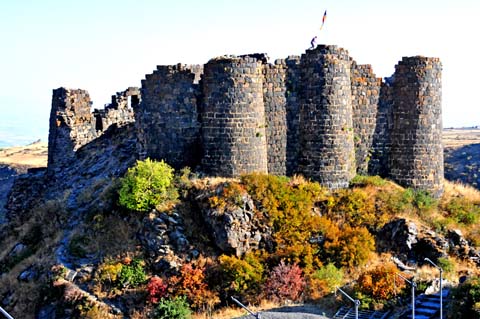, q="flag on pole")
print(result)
[320,10,327,30]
